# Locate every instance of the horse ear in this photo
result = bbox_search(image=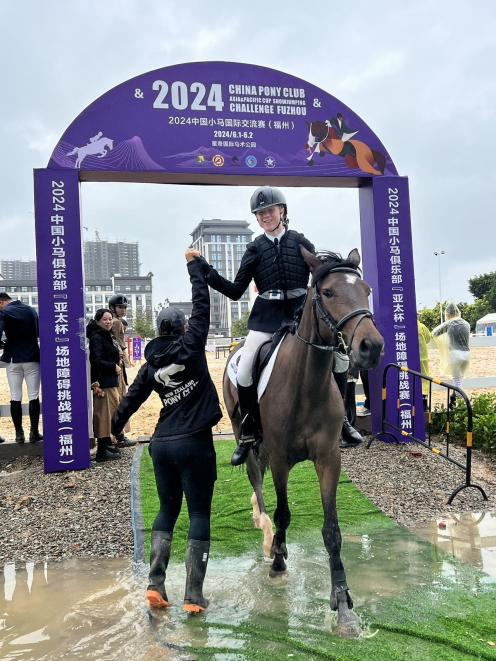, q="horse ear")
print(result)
[300,246,321,272]
[347,248,361,268]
